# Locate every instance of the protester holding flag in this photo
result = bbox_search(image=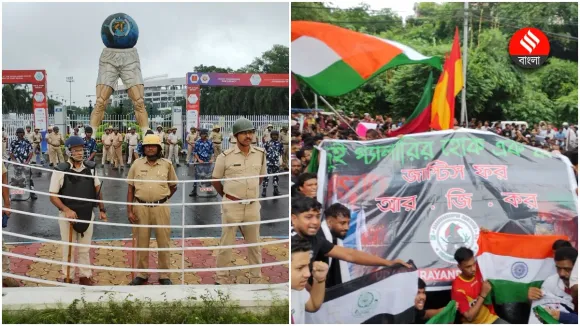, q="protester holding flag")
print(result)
[416,278,458,324]
[291,236,328,324]
[451,247,507,324]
